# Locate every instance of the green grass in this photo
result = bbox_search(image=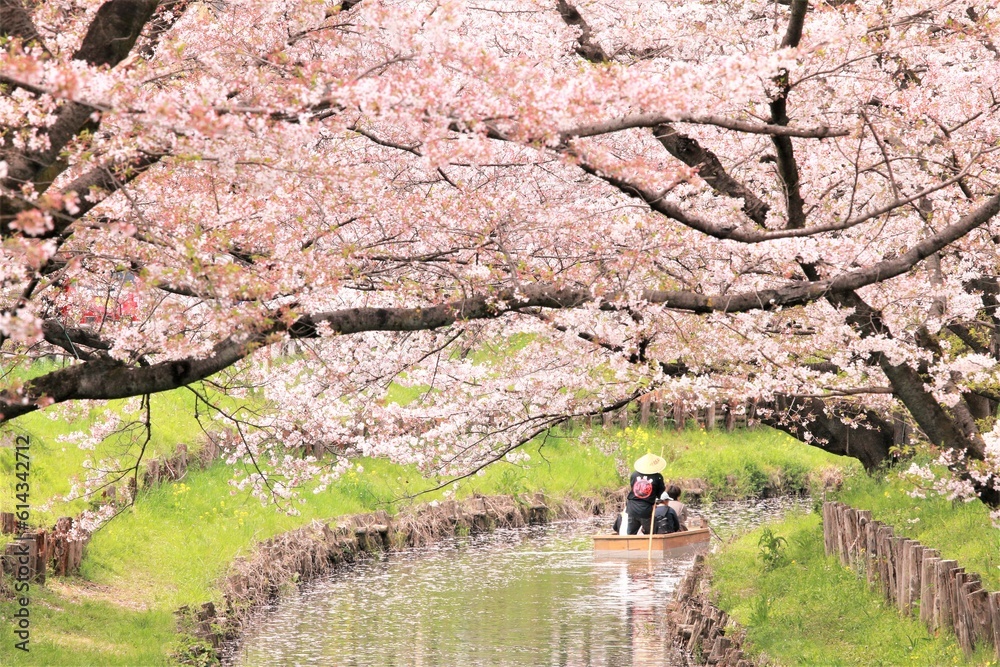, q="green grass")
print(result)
[710,511,994,666]
[836,467,1000,592]
[0,390,207,525]
[588,424,859,500]
[0,586,177,666]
